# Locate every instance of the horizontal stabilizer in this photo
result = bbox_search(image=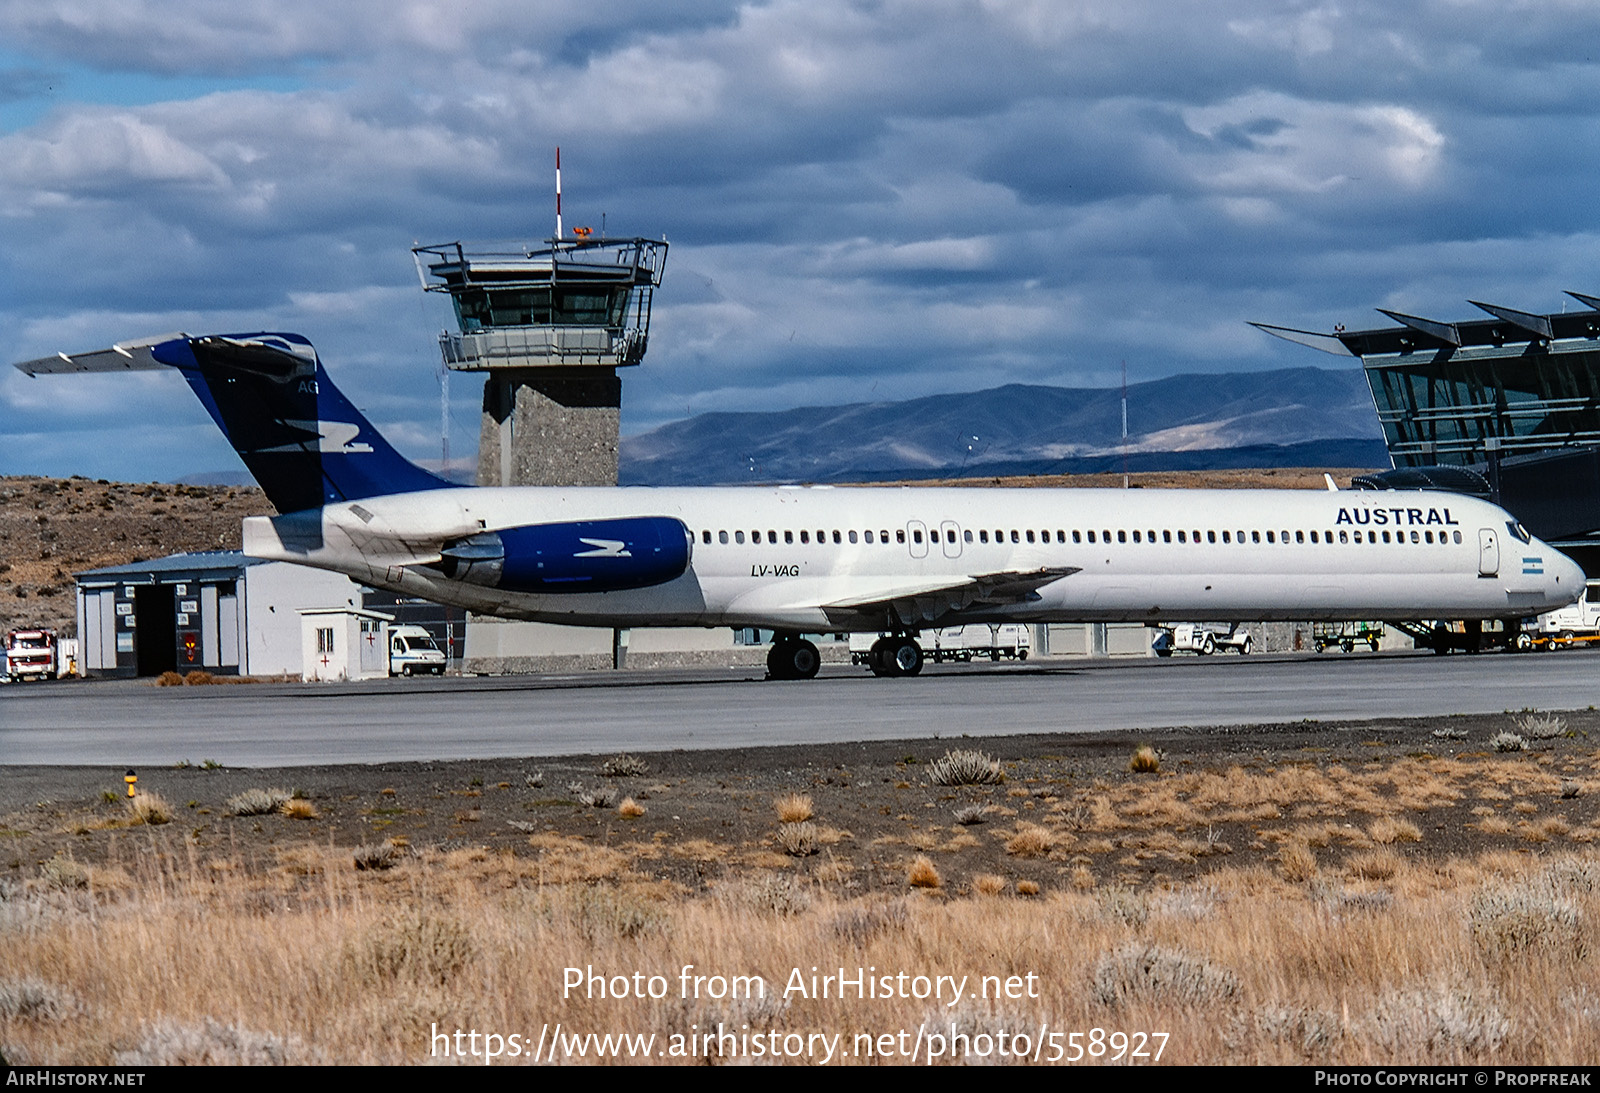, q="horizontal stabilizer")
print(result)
[12,333,189,377]
[823,566,1079,628]
[13,330,451,514]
